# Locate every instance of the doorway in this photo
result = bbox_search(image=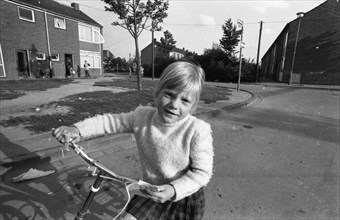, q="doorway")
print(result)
[16,50,30,77]
[65,54,73,78]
